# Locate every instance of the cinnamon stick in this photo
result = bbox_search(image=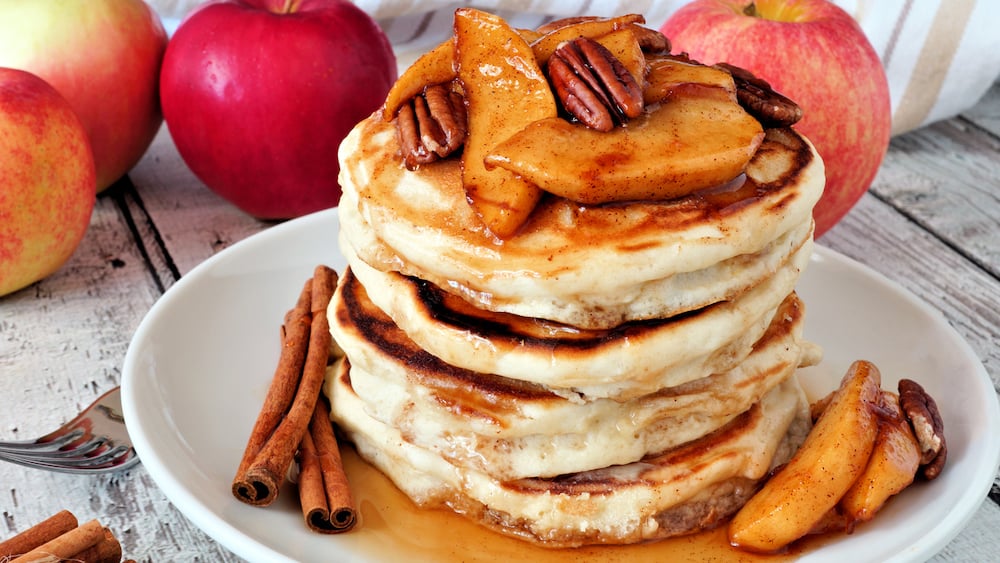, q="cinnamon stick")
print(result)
[11,519,104,562]
[0,510,78,558]
[233,266,338,507]
[232,278,313,505]
[298,396,356,533]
